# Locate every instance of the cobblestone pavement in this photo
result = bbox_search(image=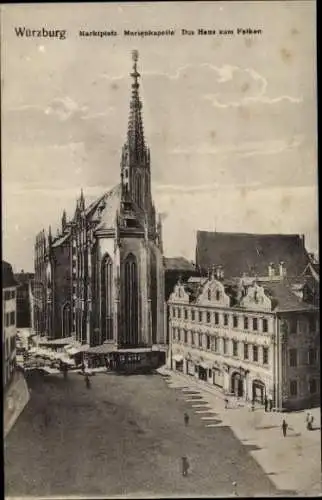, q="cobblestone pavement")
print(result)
[4,370,30,438]
[5,371,279,498]
[157,367,321,497]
